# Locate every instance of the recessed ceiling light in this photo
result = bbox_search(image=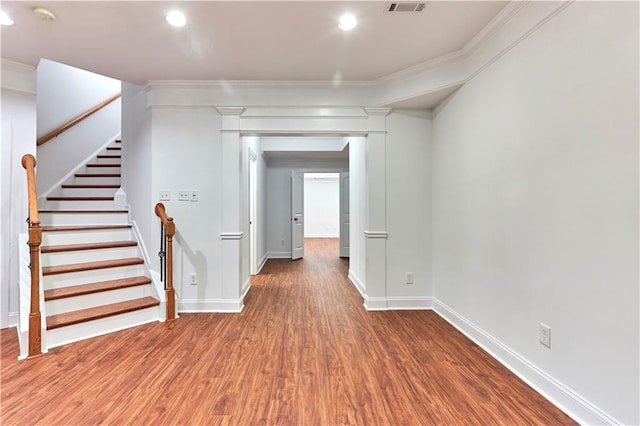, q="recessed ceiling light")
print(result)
[33,7,56,21]
[338,14,357,31]
[0,10,15,26]
[165,11,186,27]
